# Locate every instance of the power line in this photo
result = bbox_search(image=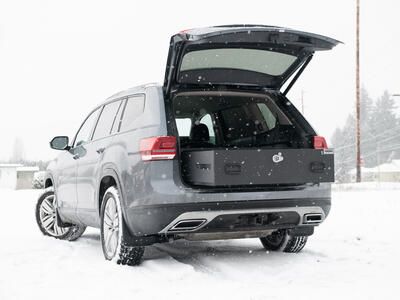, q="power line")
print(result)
[336,144,400,165]
[334,123,400,151]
